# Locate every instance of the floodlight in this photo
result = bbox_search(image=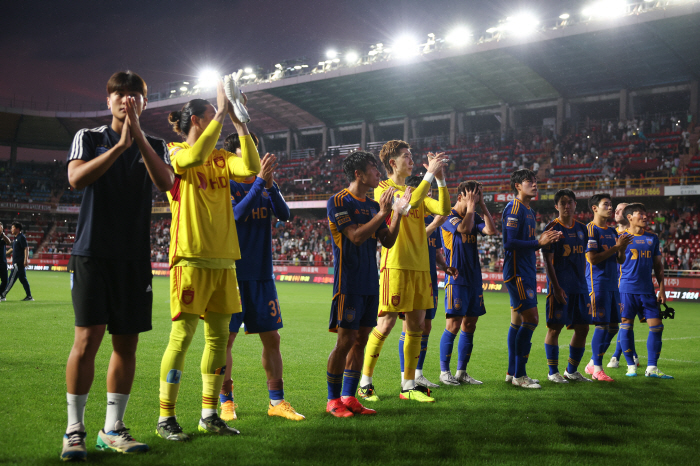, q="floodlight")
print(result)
[179,86,188,91]
[318,61,325,66]
[294,65,302,70]
[559,13,570,19]
[326,50,338,59]
[183,81,190,85]
[500,14,539,37]
[486,27,498,34]
[244,67,253,73]
[345,51,359,63]
[198,68,220,88]
[446,27,471,46]
[332,58,340,63]
[582,1,627,18]
[392,35,419,57]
